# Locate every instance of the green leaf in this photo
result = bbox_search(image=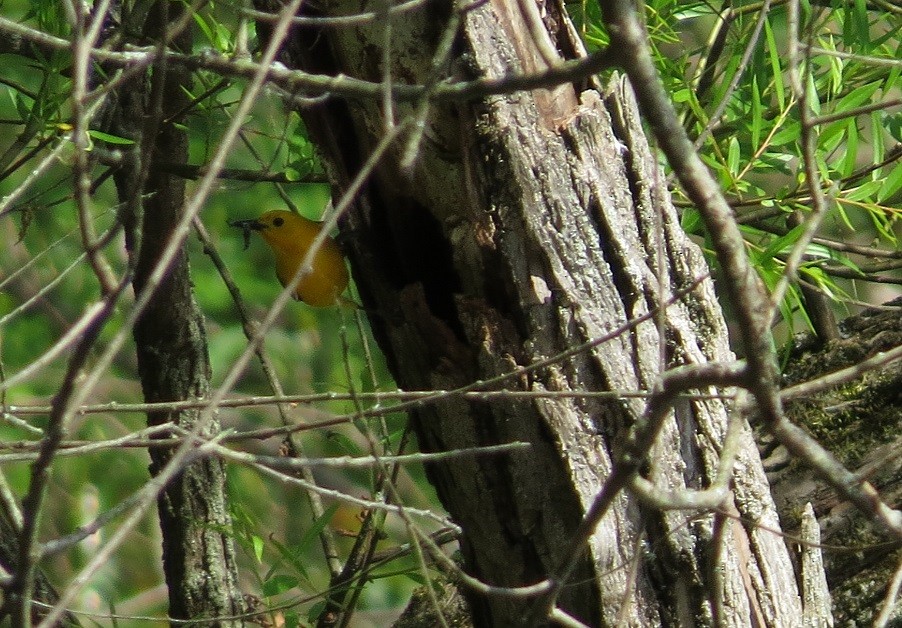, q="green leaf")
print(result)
[765,19,786,111]
[672,3,709,20]
[326,430,364,456]
[262,574,299,597]
[800,266,837,300]
[87,130,135,145]
[282,611,300,628]
[295,502,341,565]
[727,136,741,177]
[834,81,881,113]
[818,120,847,154]
[308,601,327,623]
[804,242,834,260]
[750,76,762,149]
[770,121,801,147]
[786,284,810,333]
[883,41,902,94]
[886,111,902,143]
[806,72,821,116]
[403,571,428,586]
[269,537,310,581]
[12,92,31,121]
[252,534,264,563]
[762,223,805,259]
[853,0,870,47]
[844,179,882,202]
[681,207,702,234]
[193,11,214,43]
[871,111,885,164]
[877,162,902,203]
[833,200,855,230]
[867,206,897,243]
[671,88,692,103]
[840,121,858,178]
[831,253,865,275]
[215,22,233,52]
[758,152,794,174]
[266,505,341,583]
[827,45,843,98]
[799,0,811,23]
